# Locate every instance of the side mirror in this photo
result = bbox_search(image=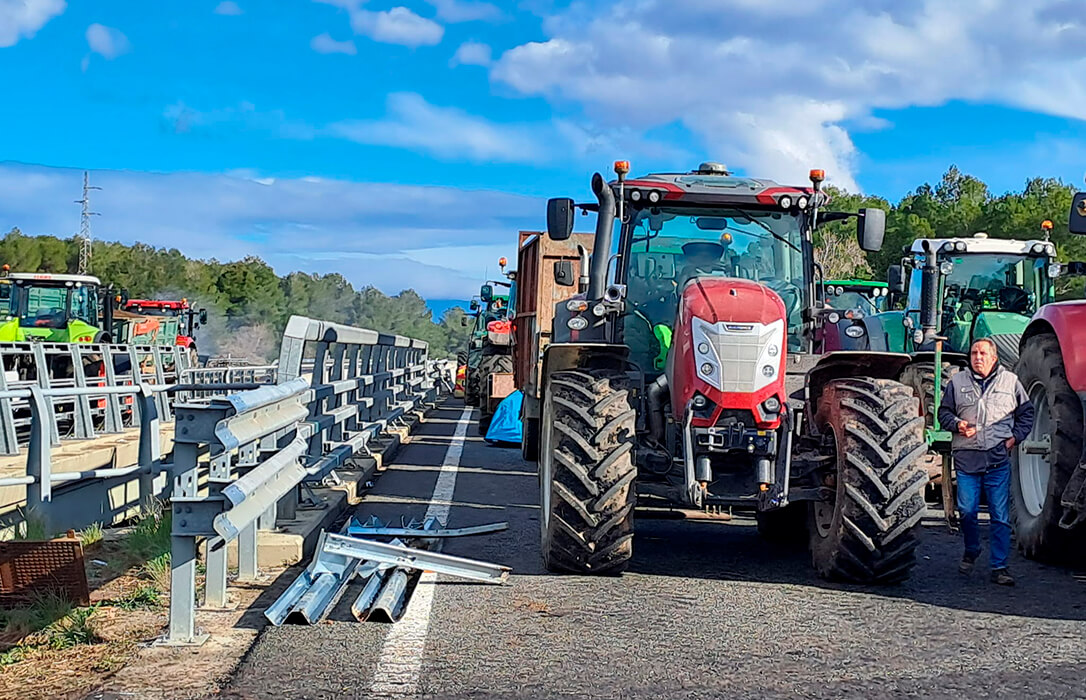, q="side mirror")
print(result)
[887,264,906,295]
[547,198,574,241]
[1071,192,1086,235]
[857,208,886,252]
[199,309,208,325]
[469,299,479,311]
[480,284,494,302]
[554,260,575,287]
[1065,261,1086,276]
[461,316,468,327]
